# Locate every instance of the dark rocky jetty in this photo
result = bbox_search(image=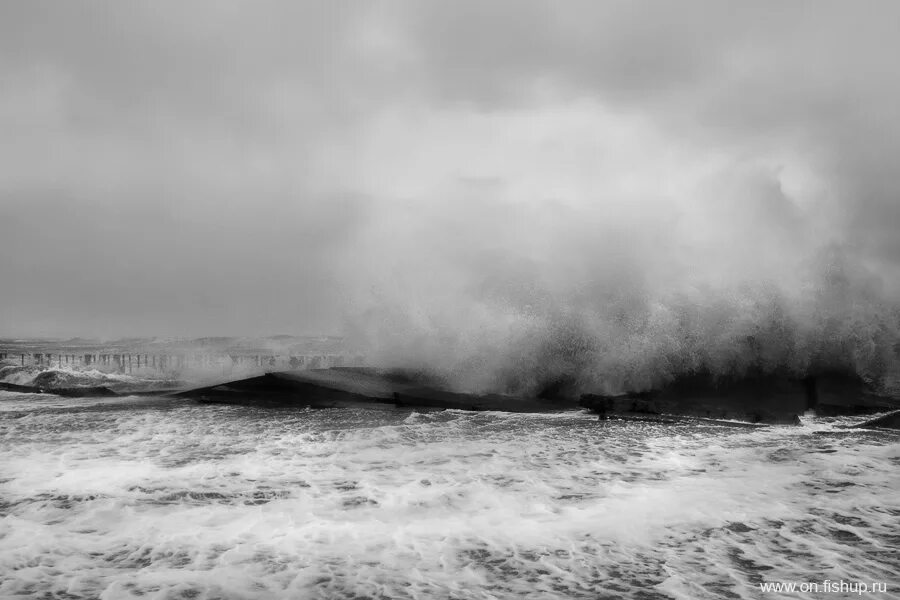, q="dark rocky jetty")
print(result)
[175,367,900,424]
[6,363,897,425]
[175,367,578,412]
[852,409,900,430]
[176,367,900,424]
[579,371,899,425]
